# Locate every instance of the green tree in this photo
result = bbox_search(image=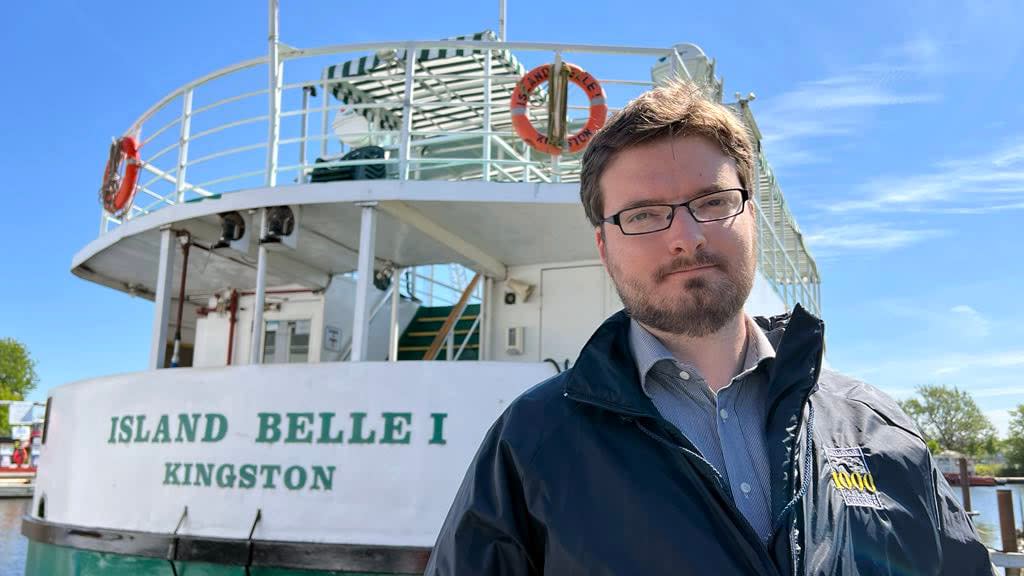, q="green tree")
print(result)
[1004,405,1024,475]
[898,384,996,457]
[0,338,39,437]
